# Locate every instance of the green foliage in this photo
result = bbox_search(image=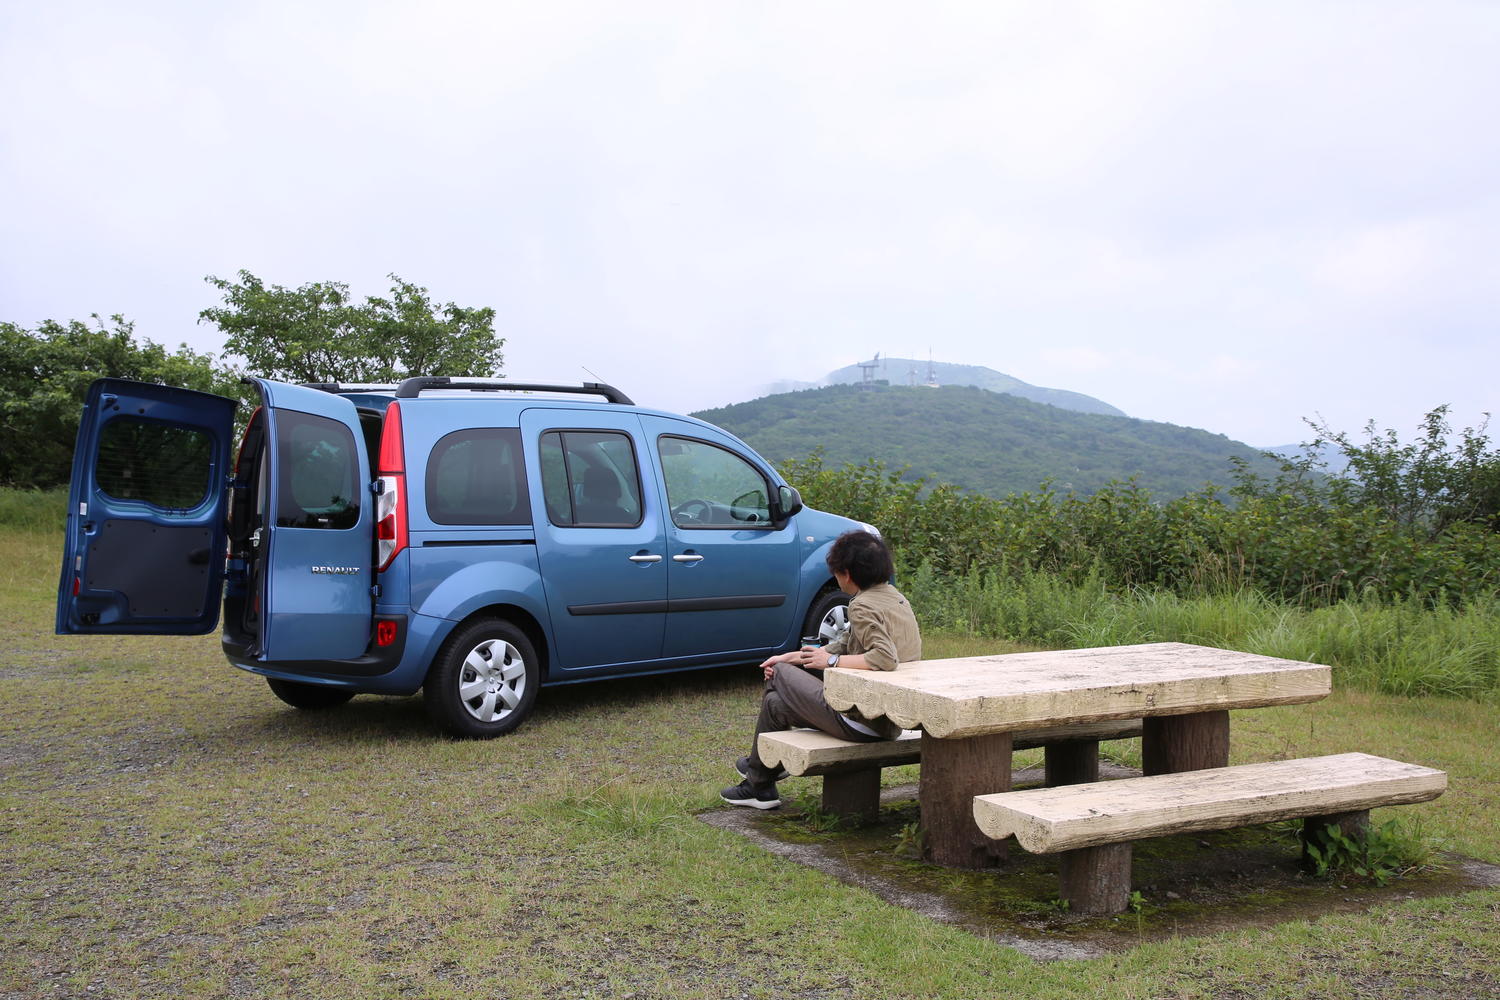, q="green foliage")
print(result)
[1299,818,1438,886]
[696,383,1283,500]
[1297,406,1500,536]
[782,442,1500,609]
[200,270,503,384]
[782,788,848,832]
[0,486,67,531]
[0,316,236,488]
[897,567,1500,698]
[892,820,924,859]
[779,409,1500,698]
